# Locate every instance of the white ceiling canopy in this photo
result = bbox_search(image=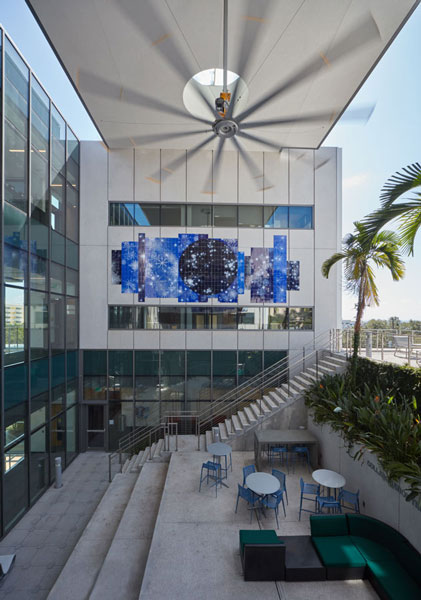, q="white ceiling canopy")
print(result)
[27,0,419,150]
